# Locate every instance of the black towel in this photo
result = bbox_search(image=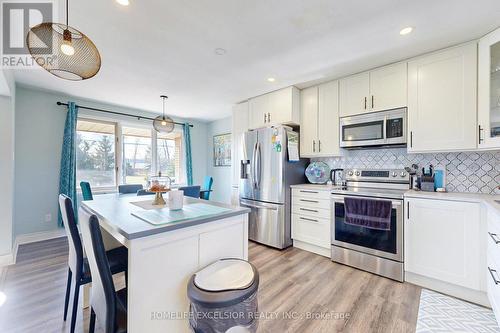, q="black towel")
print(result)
[344,197,392,231]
